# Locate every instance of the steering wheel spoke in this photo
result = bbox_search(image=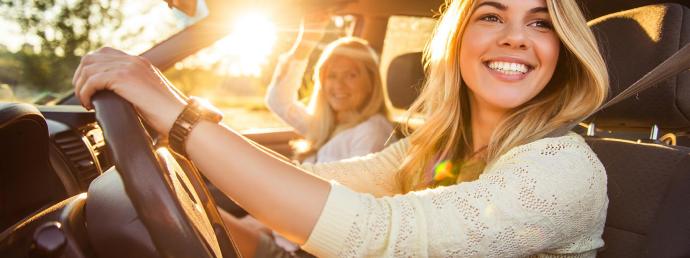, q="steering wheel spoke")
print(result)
[92,91,239,258]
